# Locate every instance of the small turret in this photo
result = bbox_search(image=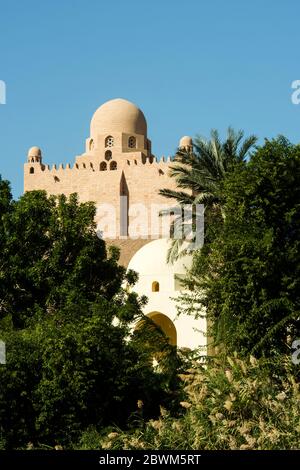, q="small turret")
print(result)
[179,136,193,152]
[27,146,42,163]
